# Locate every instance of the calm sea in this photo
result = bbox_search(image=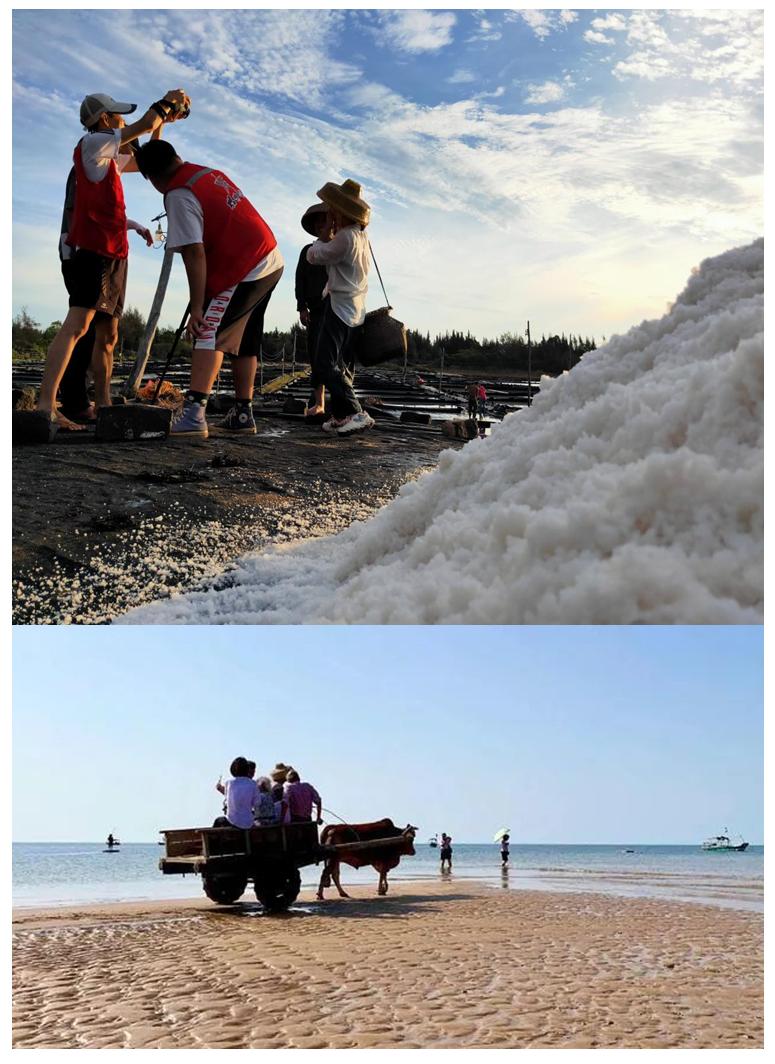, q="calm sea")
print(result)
[13,842,763,911]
